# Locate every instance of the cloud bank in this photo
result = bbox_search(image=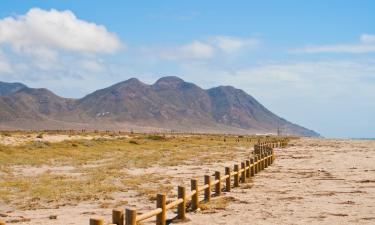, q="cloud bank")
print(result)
[0,8,122,54]
[146,36,260,60]
[291,34,375,54]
